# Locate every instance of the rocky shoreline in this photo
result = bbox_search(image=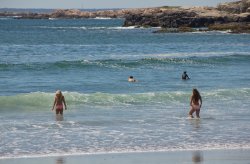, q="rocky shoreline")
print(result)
[1,0,250,33]
[122,0,250,33]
